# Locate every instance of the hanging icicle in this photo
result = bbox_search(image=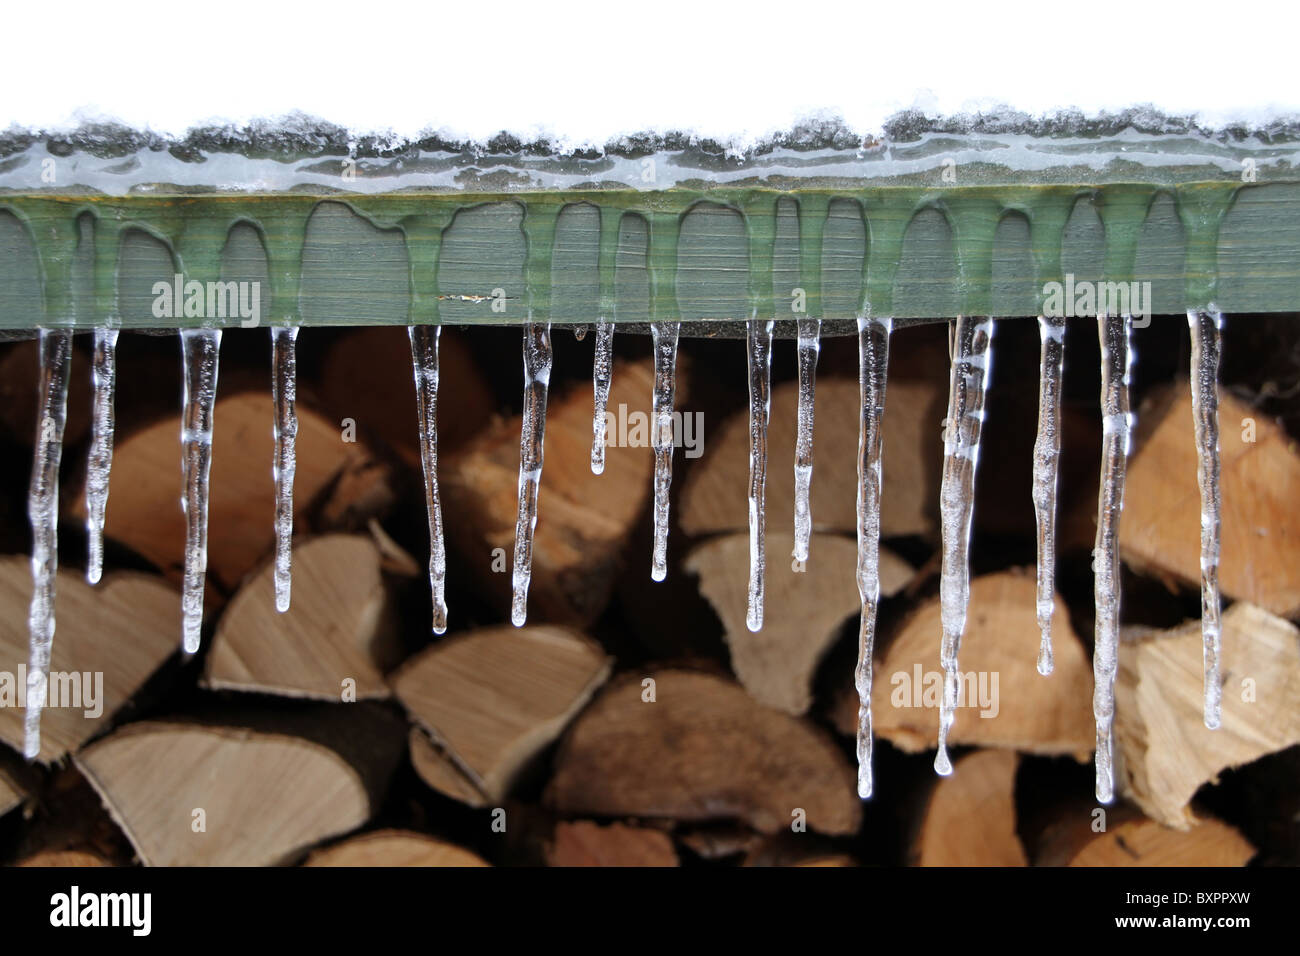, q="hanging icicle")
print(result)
[410,324,449,634]
[792,317,821,564]
[270,327,298,613]
[746,317,774,632]
[935,316,995,776]
[853,316,892,799]
[649,321,681,582]
[1188,309,1224,730]
[511,321,553,626]
[591,317,615,475]
[85,328,119,586]
[24,329,73,760]
[179,329,222,654]
[1093,313,1133,803]
[1031,316,1066,675]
